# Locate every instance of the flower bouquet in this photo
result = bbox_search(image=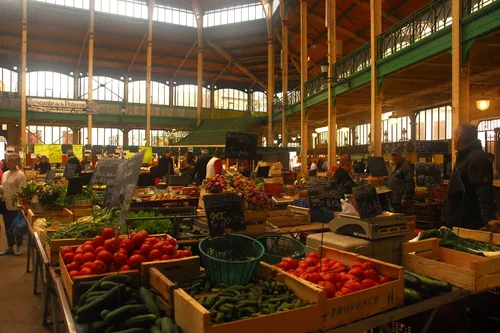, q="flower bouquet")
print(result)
[13,181,42,208]
[201,175,230,194]
[294,178,307,191]
[244,187,271,211]
[231,174,253,193]
[37,183,68,208]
